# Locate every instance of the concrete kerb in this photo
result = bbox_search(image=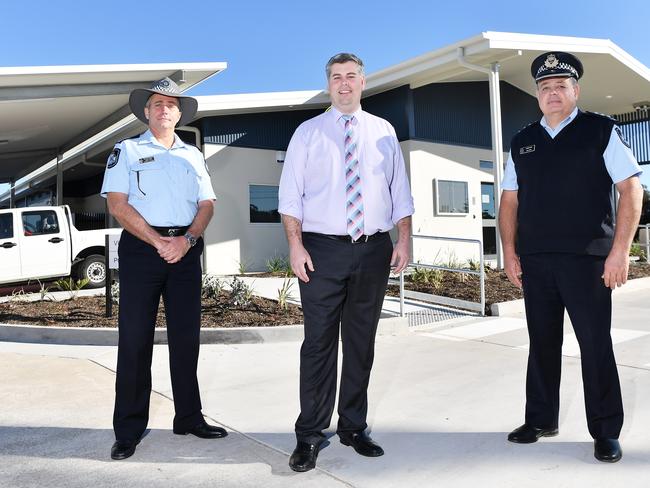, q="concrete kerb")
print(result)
[0,316,409,346]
